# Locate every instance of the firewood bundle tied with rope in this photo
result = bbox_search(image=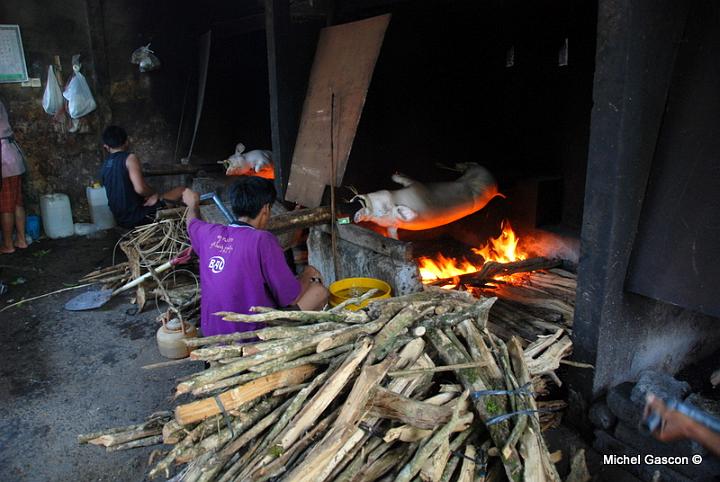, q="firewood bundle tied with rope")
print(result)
[79,287,585,482]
